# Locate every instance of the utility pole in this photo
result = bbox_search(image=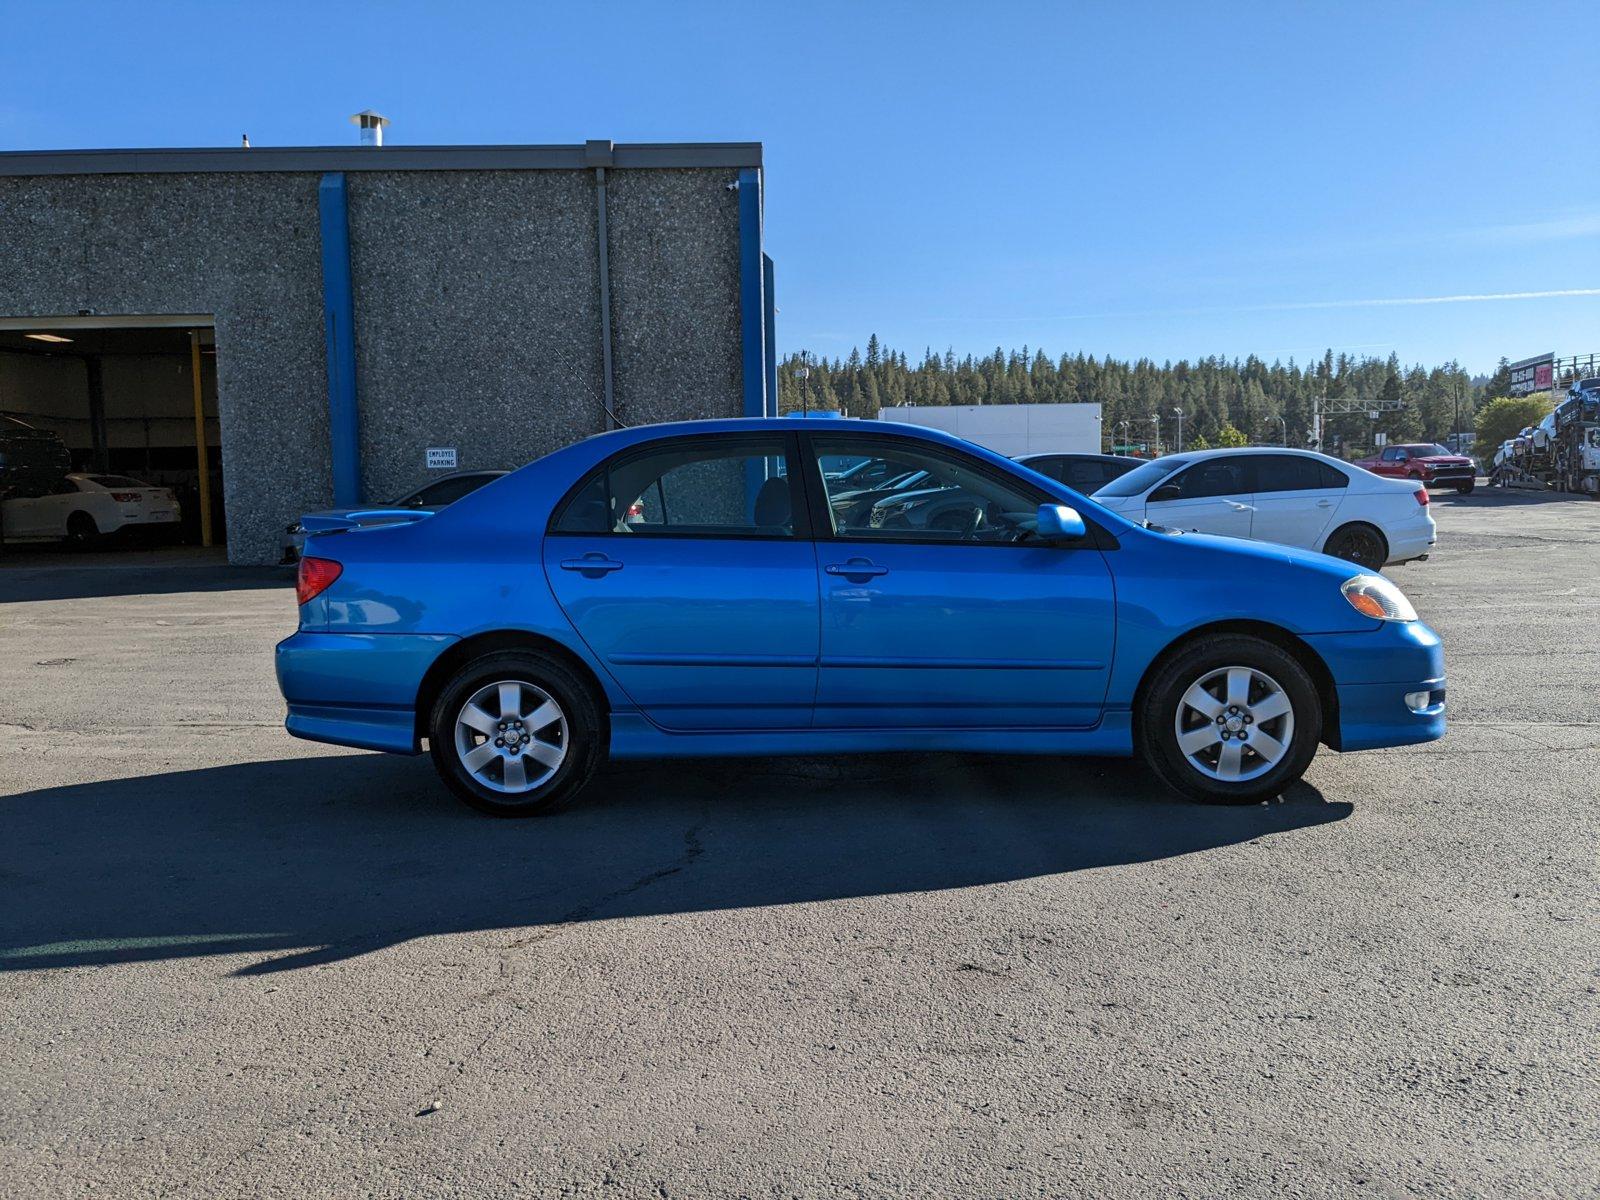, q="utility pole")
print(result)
[1453,377,1462,451]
